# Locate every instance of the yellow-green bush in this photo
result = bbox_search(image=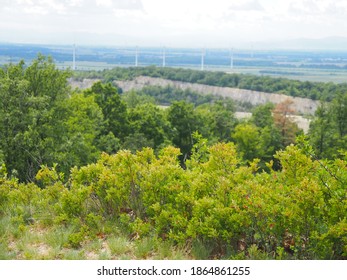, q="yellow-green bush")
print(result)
[1,141,346,259]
